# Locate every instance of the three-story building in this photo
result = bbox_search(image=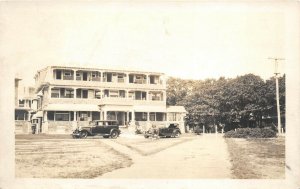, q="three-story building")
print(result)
[34,66,186,134]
